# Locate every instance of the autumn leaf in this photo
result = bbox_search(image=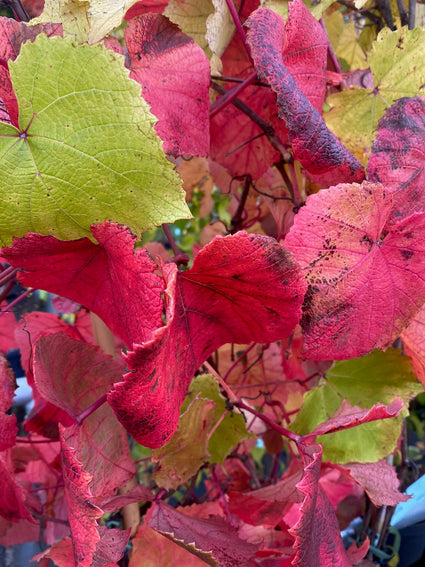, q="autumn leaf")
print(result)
[0,356,17,451]
[0,34,189,245]
[125,14,210,156]
[246,7,364,186]
[368,97,425,228]
[402,303,425,388]
[290,350,421,463]
[290,442,352,567]
[210,0,331,180]
[108,231,306,447]
[3,223,165,348]
[149,501,259,566]
[34,333,136,504]
[285,182,425,359]
[325,27,425,154]
[0,17,62,128]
